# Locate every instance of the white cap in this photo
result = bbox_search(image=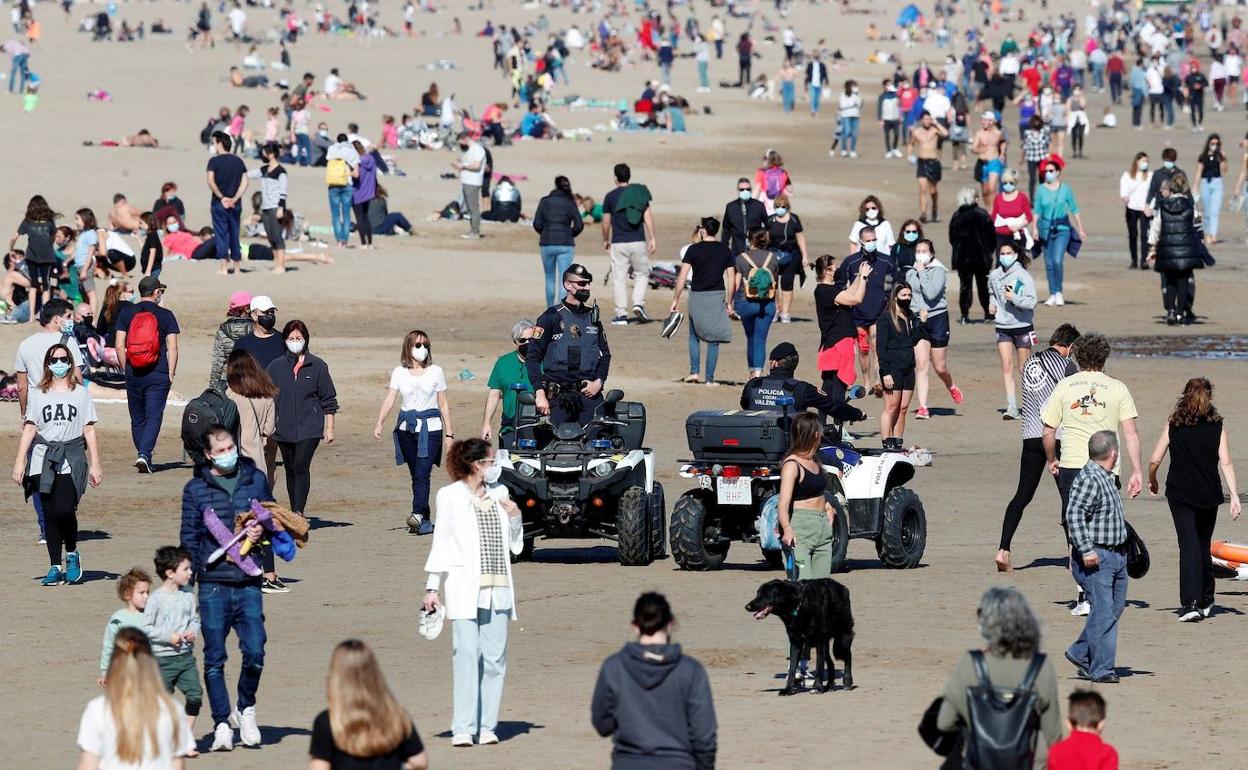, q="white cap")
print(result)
[981,110,996,121]
[250,295,276,312]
